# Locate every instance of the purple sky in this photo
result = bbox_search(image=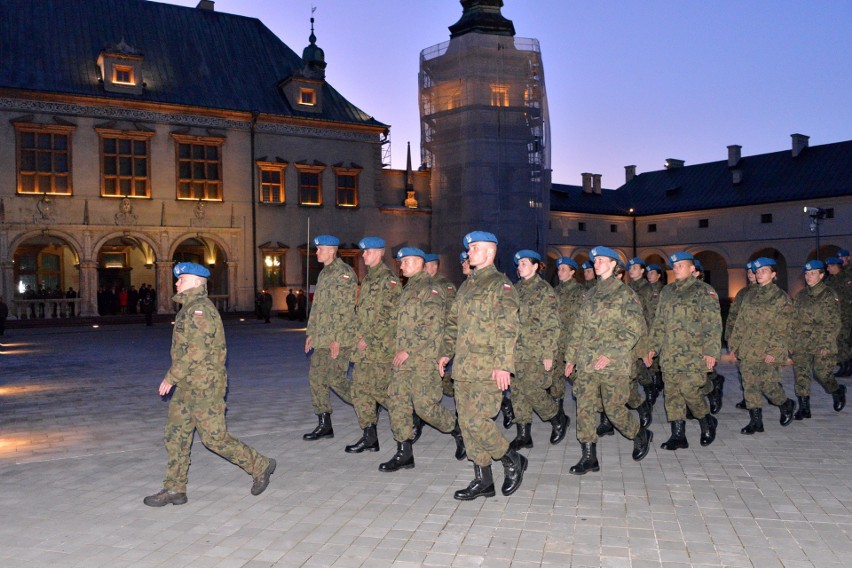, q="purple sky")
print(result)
[162,0,852,188]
